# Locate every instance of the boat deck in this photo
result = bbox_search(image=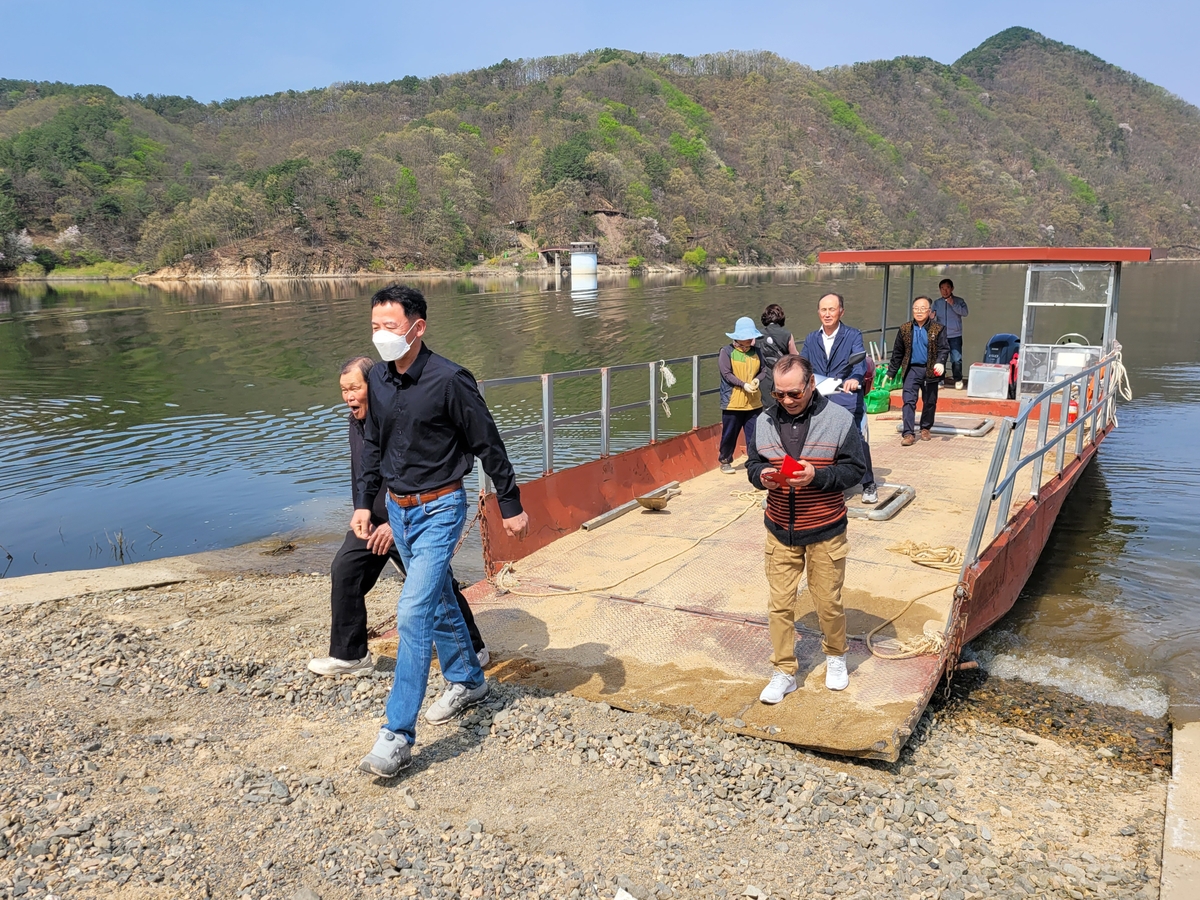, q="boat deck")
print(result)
[459,412,1074,760]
